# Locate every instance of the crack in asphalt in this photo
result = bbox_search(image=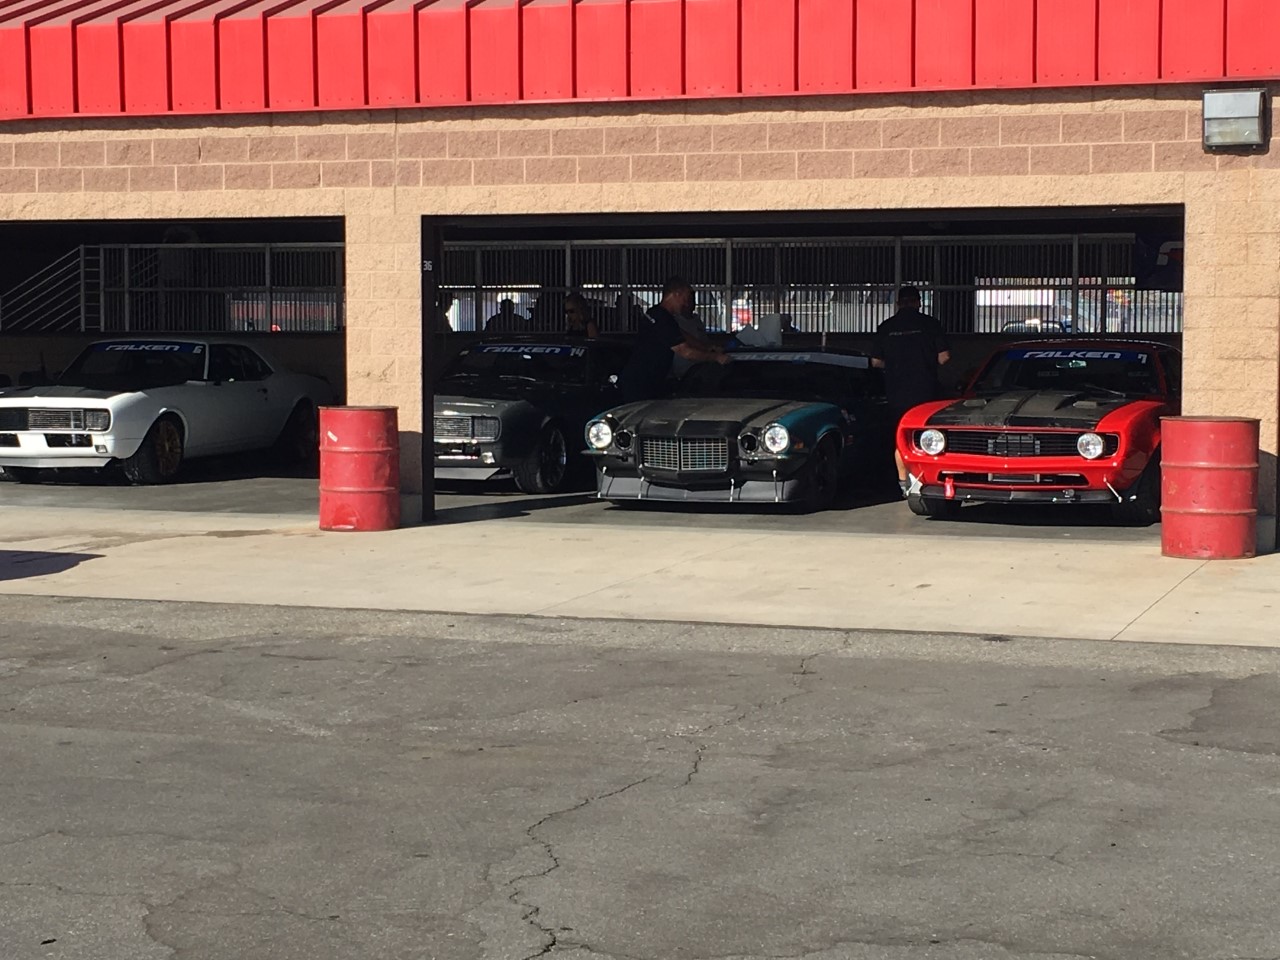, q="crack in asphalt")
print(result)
[510,653,824,958]
[509,776,655,959]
